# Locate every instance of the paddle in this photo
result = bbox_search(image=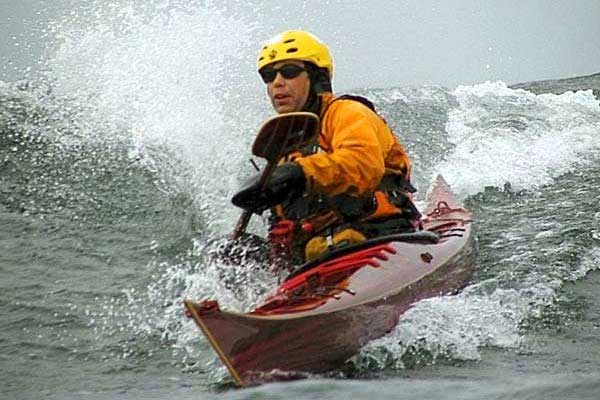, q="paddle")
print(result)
[232,112,320,239]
